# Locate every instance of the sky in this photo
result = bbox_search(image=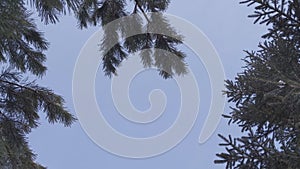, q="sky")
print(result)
[28,1,266,168]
